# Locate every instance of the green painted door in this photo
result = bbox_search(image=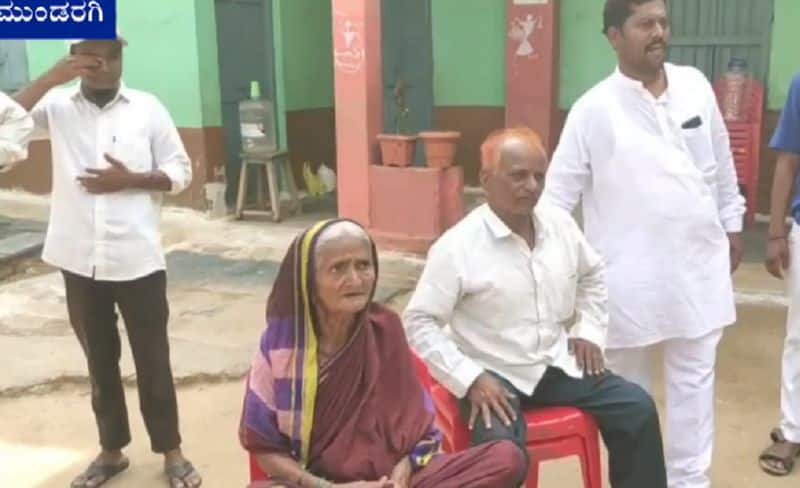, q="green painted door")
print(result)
[214,0,277,204]
[381,0,434,164]
[668,0,774,83]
